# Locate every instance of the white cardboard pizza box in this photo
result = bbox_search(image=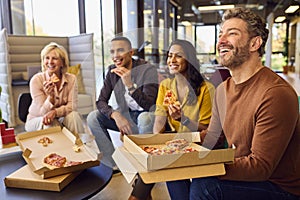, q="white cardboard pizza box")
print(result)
[112,146,227,184]
[5,165,82,191]
[122,133,235,171]
[15,127,101,179]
